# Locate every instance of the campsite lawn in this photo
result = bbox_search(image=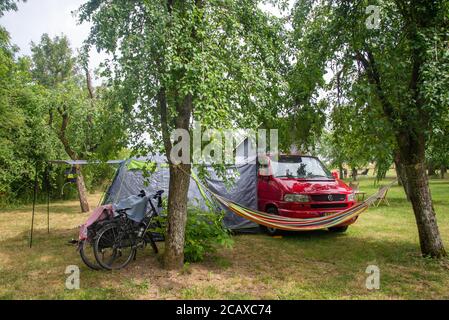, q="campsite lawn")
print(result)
[1,175,449,300]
